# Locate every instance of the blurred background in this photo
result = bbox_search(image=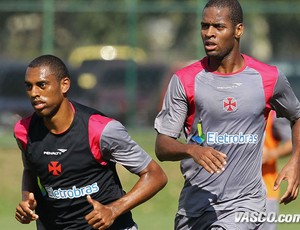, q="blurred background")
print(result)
[1,0,300,128]
[1,0,300,229]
